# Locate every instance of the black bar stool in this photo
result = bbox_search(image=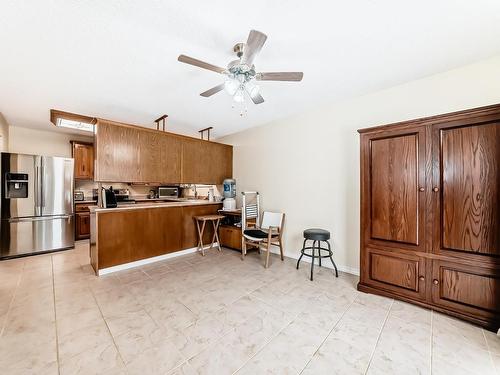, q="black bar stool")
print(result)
[296,228,338,281]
